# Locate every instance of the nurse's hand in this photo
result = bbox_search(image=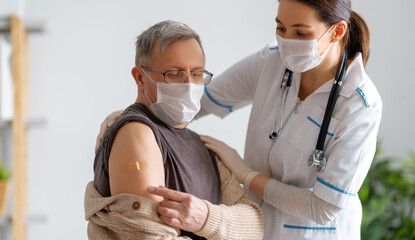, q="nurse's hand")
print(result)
[95,109,124,153]
[147,186,208,232]
[200,135,259,187]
